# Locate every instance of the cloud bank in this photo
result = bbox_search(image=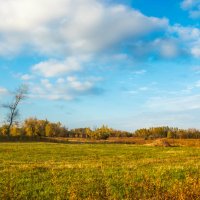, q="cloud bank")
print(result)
[0,0,168,57]
[1,0,200,101]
